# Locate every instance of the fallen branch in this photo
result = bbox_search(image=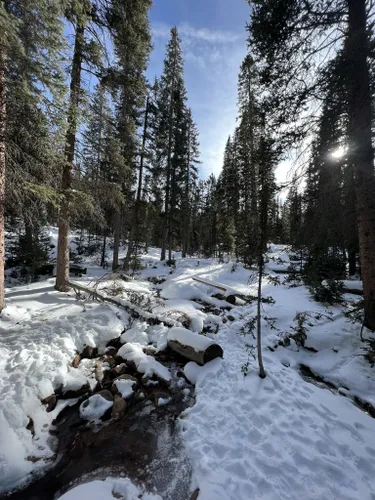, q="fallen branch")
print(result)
[66,280,177,327]
[192,277,247,304]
